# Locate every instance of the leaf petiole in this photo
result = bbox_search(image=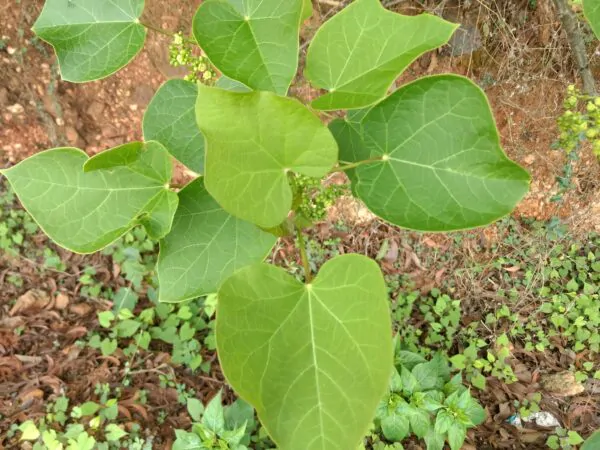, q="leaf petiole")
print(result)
[329,156,383,173]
